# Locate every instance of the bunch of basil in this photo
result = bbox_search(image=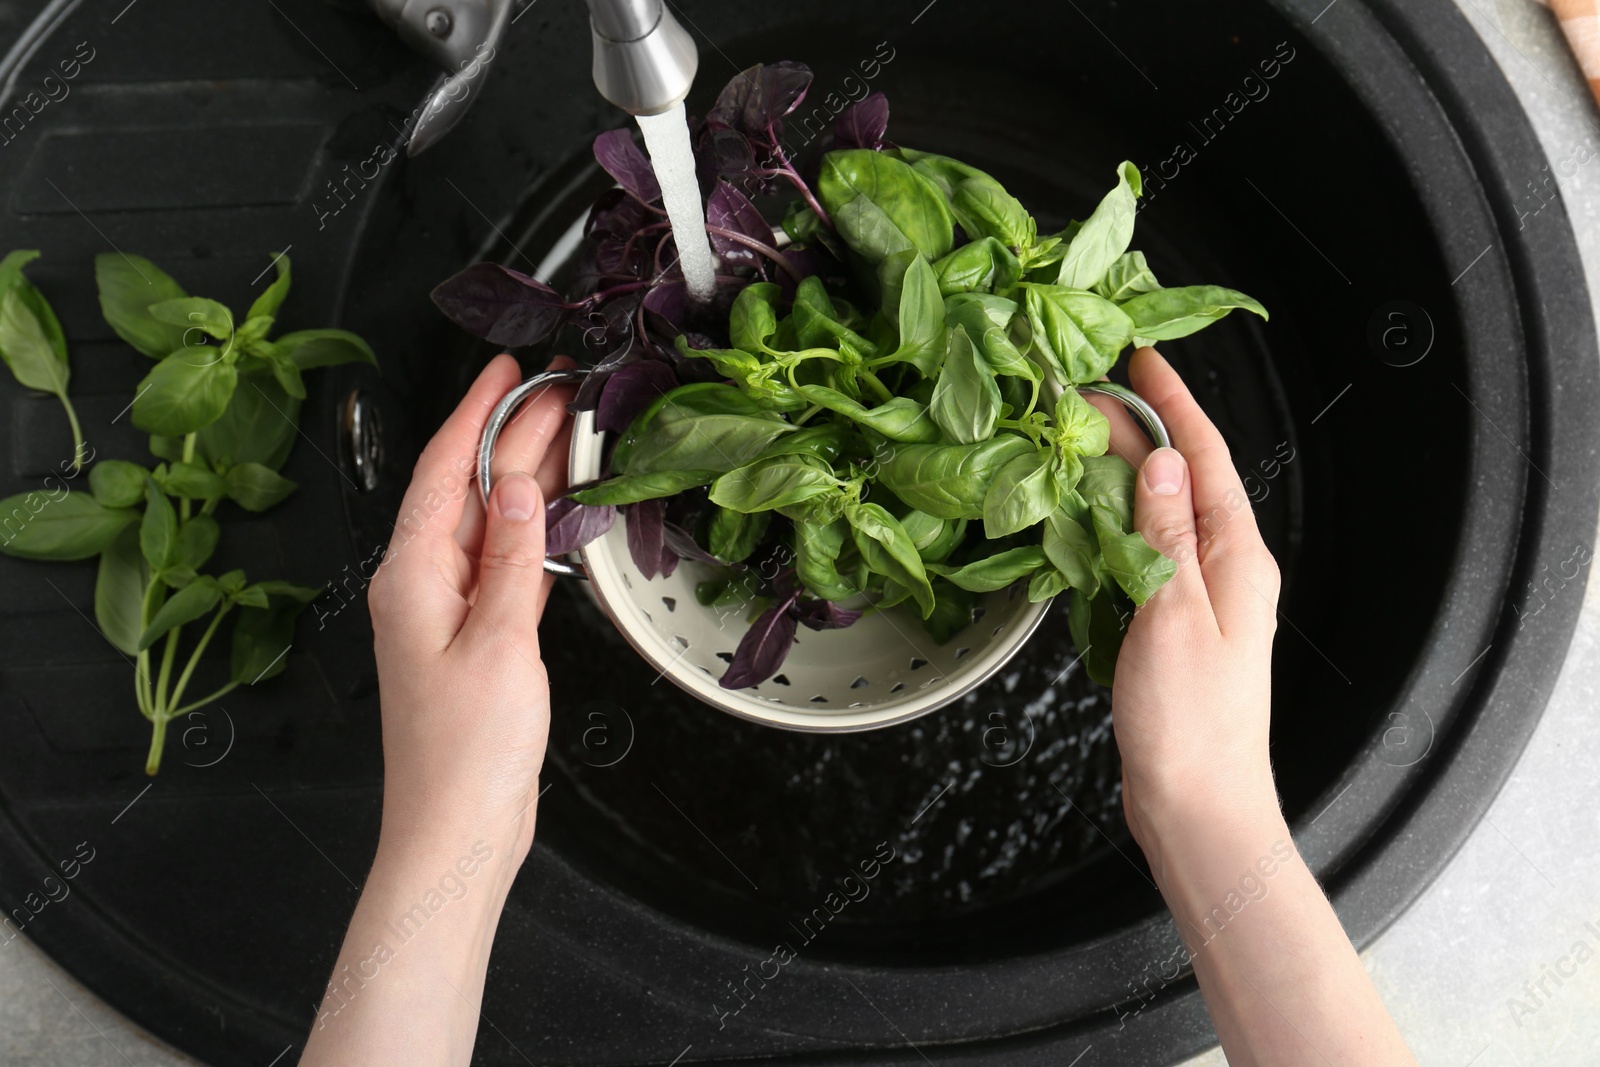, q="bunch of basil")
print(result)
[431,62,1265,690]
[0,252,375,773]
